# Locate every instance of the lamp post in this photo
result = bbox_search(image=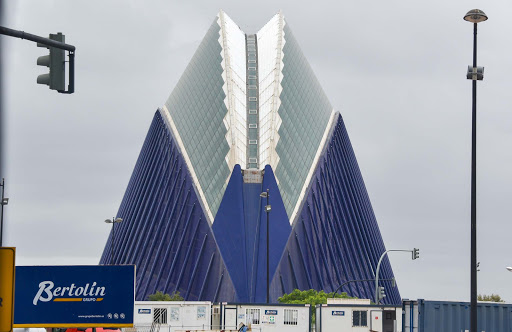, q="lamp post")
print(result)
[464,9,487,332]
[0,178,9,247]
[105,217,122,265]
[374,248,419,304]
[260,189,271,303]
